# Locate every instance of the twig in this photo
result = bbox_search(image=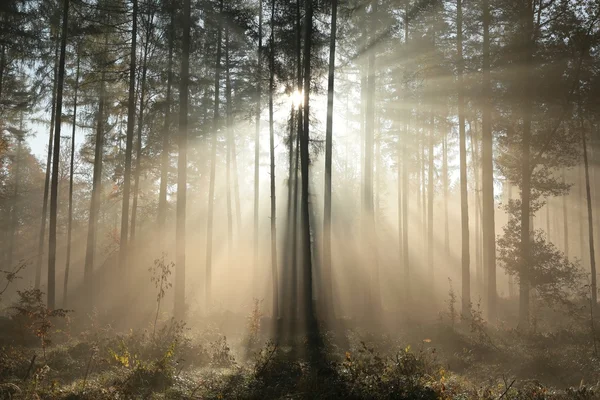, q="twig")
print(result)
[23,354,36,381]
[499,377,516,399]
